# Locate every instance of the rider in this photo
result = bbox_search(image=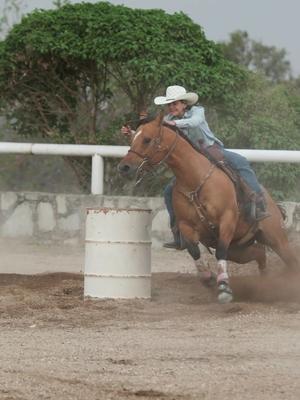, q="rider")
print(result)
[122,85,269,250]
